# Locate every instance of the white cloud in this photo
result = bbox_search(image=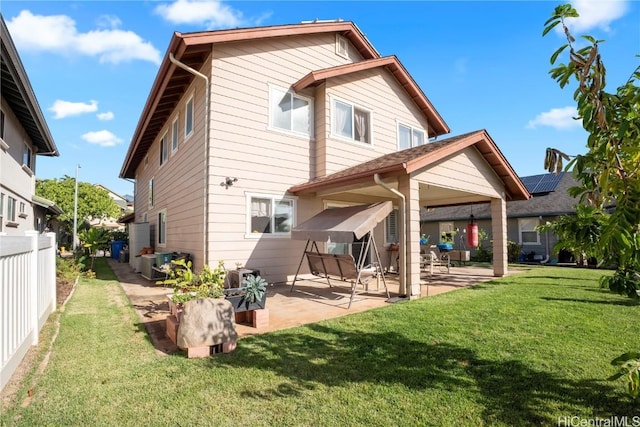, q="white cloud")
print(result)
[97,111,115,121]
[527,107,581,130]
[154,0,245,28]
[563,0,628,33]
[6,10,161,65]
[81,130,123,147]
[49,100,98,119]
